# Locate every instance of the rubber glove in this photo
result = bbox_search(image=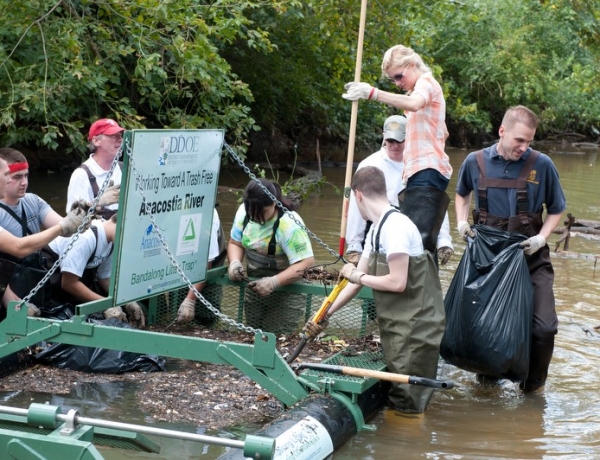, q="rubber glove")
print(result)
[457,220,475,241]
[227,260,246,282]
[97,181,120,208]
[340,263,365,285]
[104,306,127,322]
[437,246,454,265]
[248,276,280,296]
[342,82,379,101]
[59,202,90,236]
[177,298,196,323]
[123,302,146,328]
[344,251,362,266]
[521,234,546,255]
[303,318,329,338]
